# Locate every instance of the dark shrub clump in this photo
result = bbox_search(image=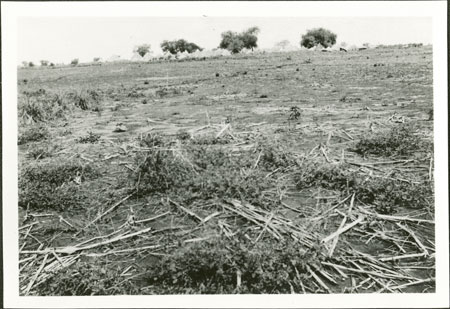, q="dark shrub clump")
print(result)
[76,131,101,144]
[353,124,429,157]
[19,160,100,211]
[133,145,273,207]
[138,133,166,148]
[294,162,433,214]
[143,237,323,294]
[18,124,50,145]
